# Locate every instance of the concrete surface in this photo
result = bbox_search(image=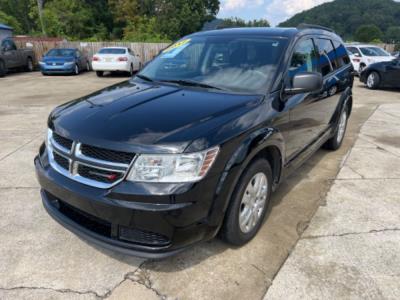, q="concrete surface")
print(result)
[0,71,398,299]
[264,104,400,300]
